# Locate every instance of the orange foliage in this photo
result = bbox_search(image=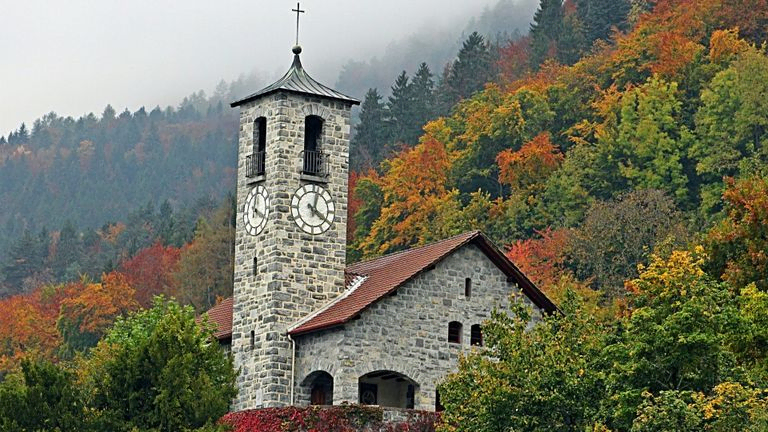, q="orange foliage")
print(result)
[709,28,751,64]
[118,242,181,307]
[58,273,139,338]
[498,35,532,85]
[497,133,564,190]
[0,289,61,372]
[506,228,572,288]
